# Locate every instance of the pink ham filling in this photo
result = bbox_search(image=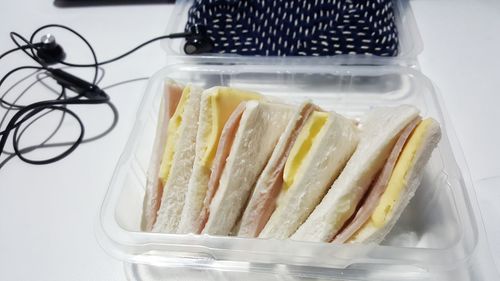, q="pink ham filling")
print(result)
[165,84,183,119]
[332,117,421,243]
[195,102,248,233]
